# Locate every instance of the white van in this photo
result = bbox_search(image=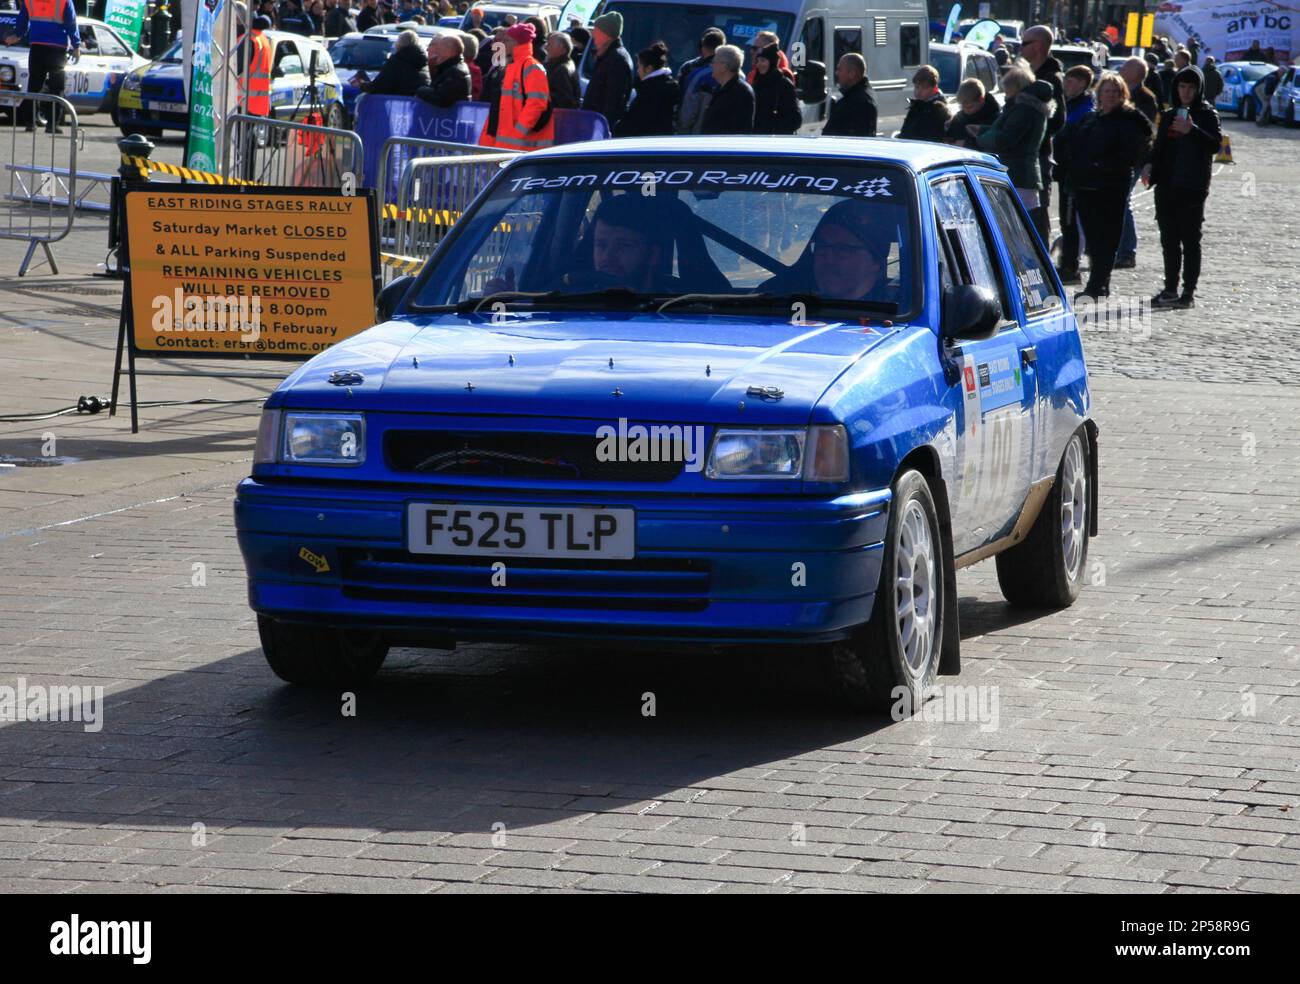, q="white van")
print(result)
[564,0,930,131]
